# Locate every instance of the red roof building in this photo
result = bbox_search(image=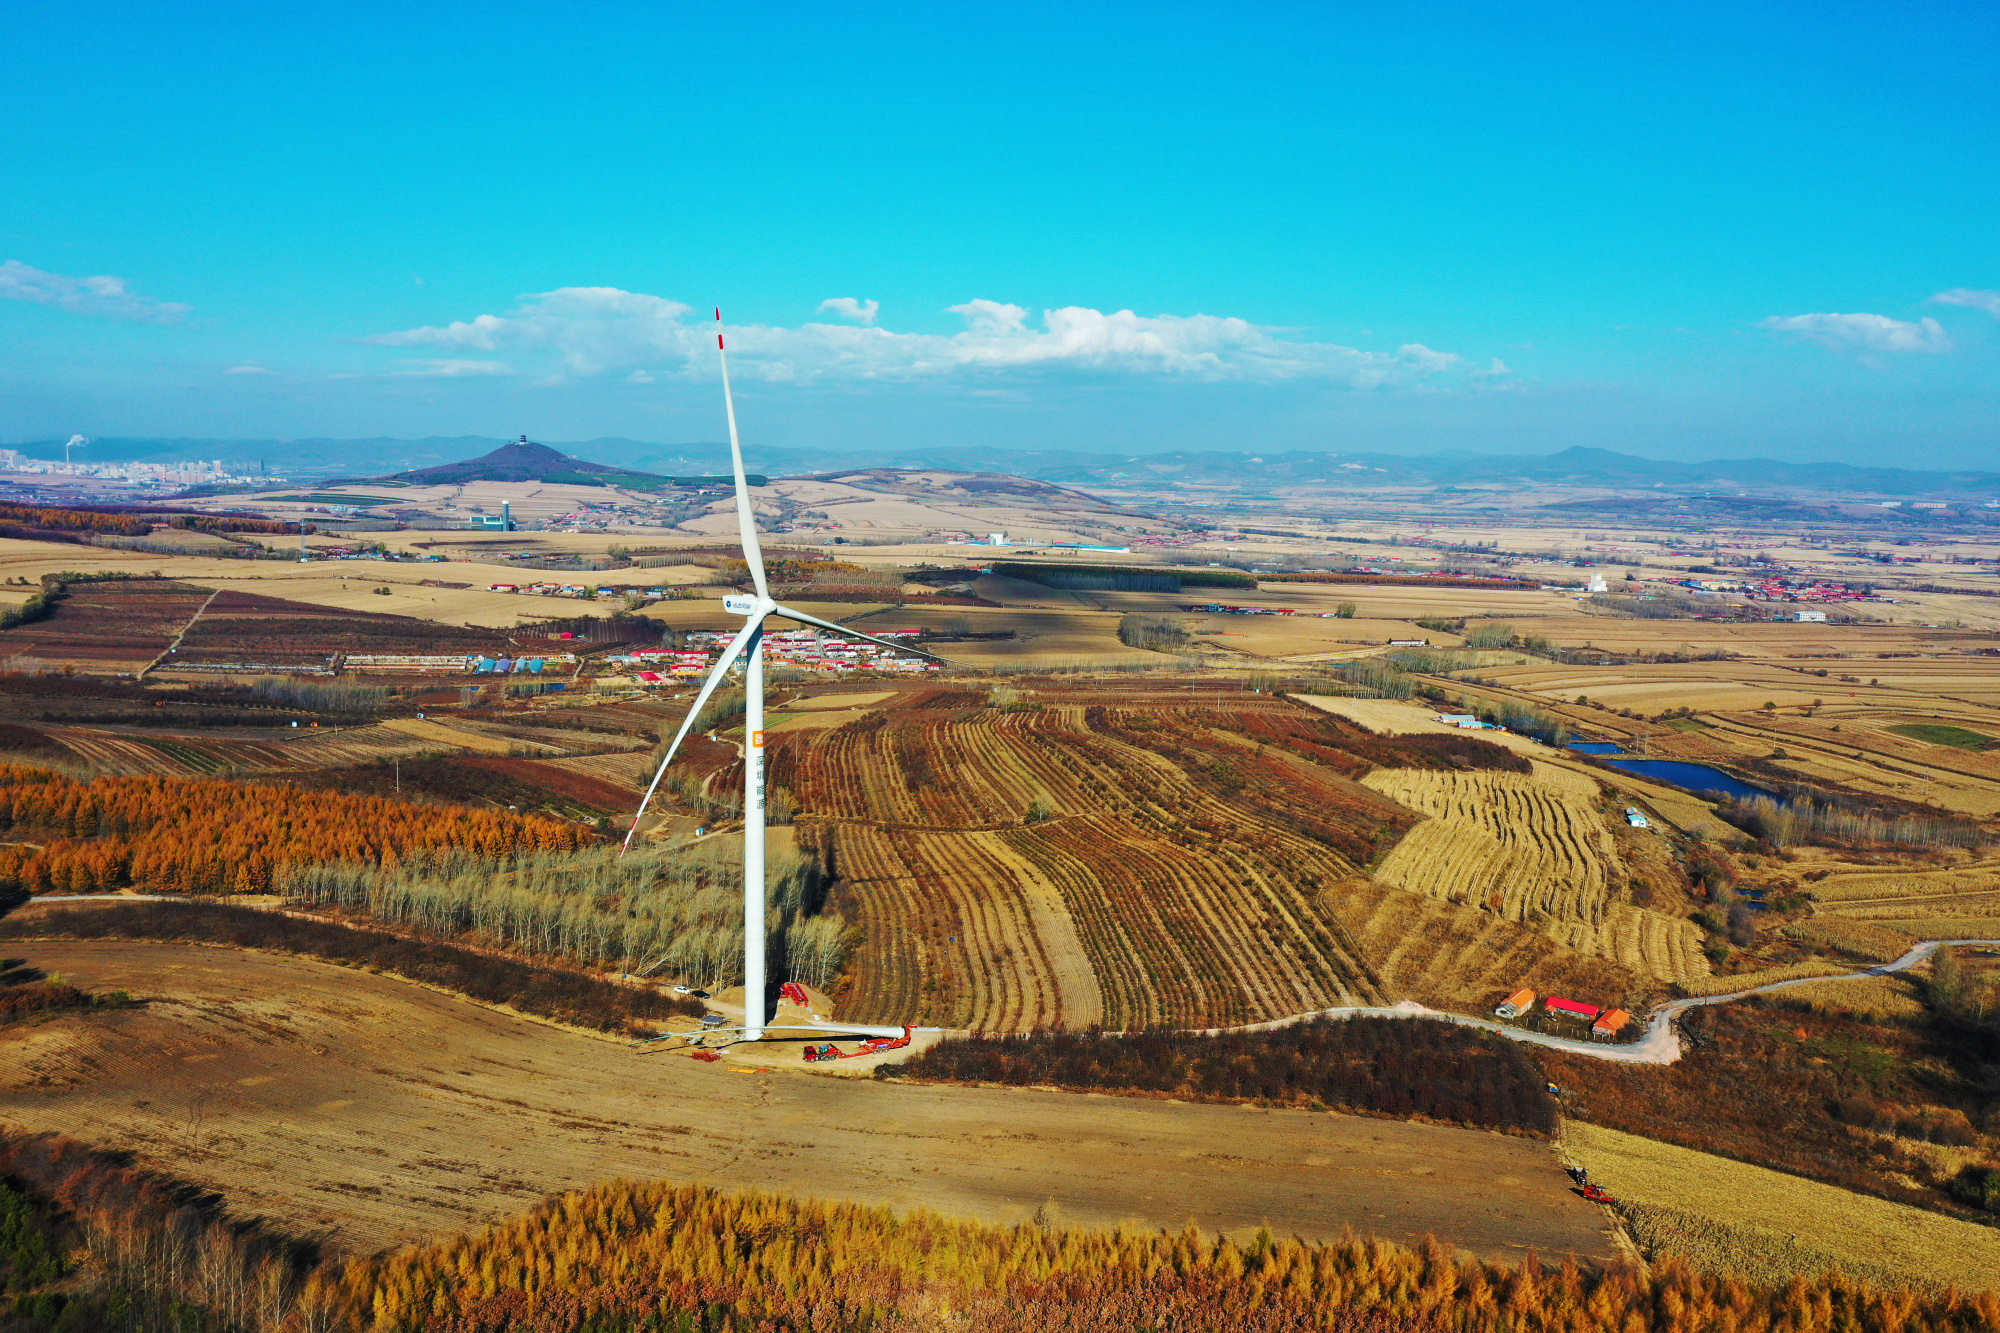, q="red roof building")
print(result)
[1544,996,1602,1020]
